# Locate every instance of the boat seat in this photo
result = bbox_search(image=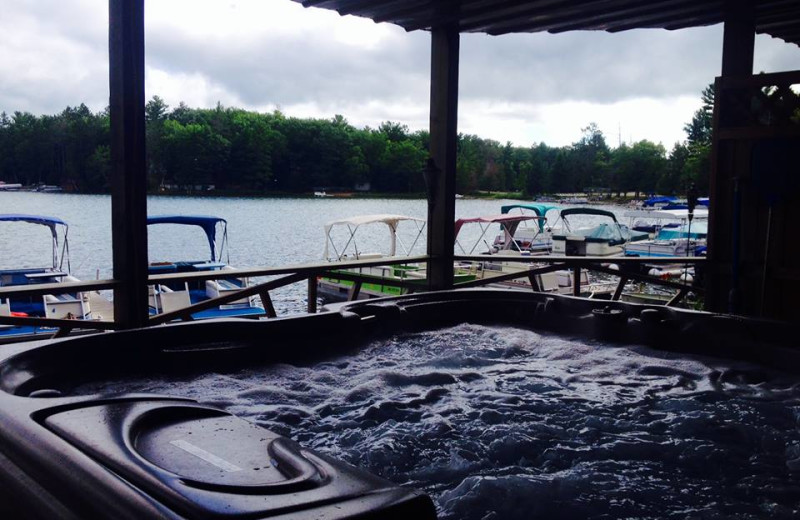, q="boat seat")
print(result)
[356,252,383,260]
[42,293,91,320]
[0,299,12,330]
[206,278,249,305]
[159,289,192,314]
[537,272,561,292]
